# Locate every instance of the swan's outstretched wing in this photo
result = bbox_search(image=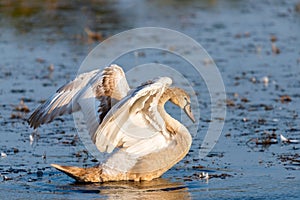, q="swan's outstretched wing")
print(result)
[28,64,130,129]
[92,77,173,155]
